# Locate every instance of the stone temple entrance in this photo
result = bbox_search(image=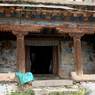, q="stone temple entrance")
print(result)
[25,39,59,79]
[30,46,53,74]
